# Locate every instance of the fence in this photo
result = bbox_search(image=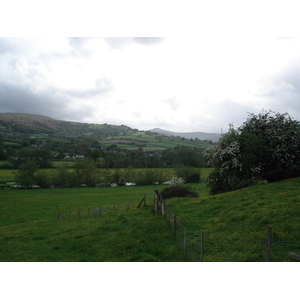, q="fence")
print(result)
[153,190,300,262]
[58,200,134,219]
